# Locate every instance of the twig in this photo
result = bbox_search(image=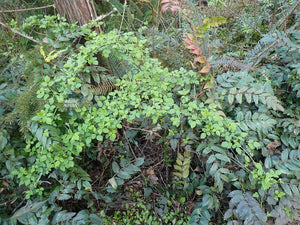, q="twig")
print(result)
[94,9,118,23]
[276,1,300,30]
[123,125,162,138]
[0,4,54,13]
[80,9,117,29]
[0,21,40,44]
[221,2,263,37]
[118,0,127,37]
